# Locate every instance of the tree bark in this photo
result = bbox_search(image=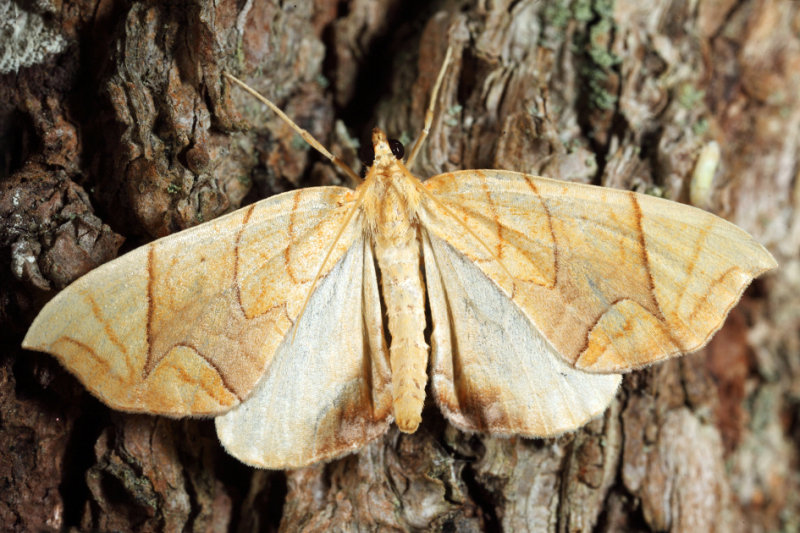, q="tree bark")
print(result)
[1,0,797,531]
